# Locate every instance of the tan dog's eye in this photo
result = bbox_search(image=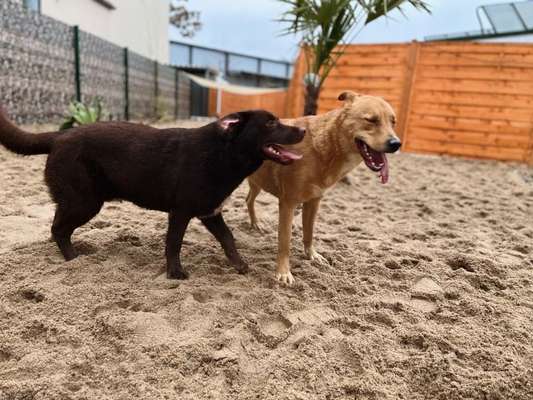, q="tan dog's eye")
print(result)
[364,116,379,125]
[391,117,396,126]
